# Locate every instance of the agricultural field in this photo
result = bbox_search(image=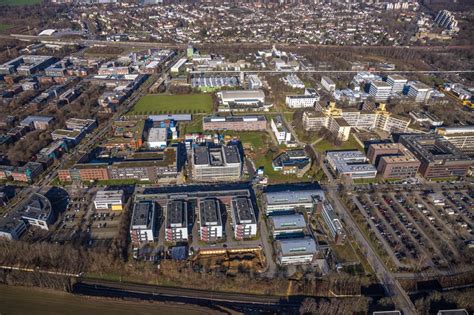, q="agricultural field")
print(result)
[130,94,213,115]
